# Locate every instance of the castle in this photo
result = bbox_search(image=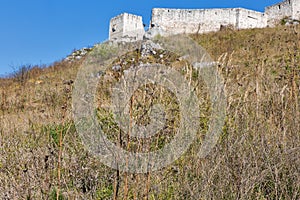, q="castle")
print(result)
[109,0,300,41]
